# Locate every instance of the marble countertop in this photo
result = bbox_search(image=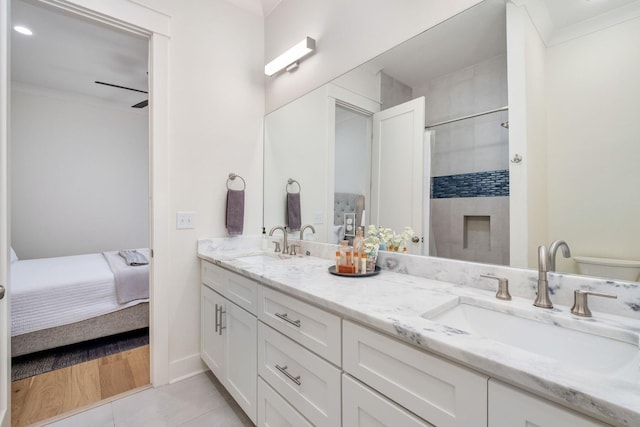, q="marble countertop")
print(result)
[198,242,640,426]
